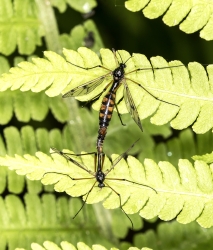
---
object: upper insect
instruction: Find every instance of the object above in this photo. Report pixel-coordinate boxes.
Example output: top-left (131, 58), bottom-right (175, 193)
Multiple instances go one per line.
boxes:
top-left (63, 49), bottom-right (181, 136)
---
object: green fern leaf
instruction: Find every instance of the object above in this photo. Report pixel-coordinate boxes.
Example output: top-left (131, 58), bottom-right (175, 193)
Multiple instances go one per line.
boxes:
top-left (139, 128), bottom-right (213, 167)
top-left (1, 48), bottom-right (213, 133)
top-left (2, 149), bottom-right (213, 228)
top-left (125, 0), bottom-right (213, 41)
top-left (17, 241), bottom-right (142, 250)
top-left (0, 90), bottom-right (69, 124)
top-left (0, 110), bottom-right (170, 193)
top-left (192, 151), bottom-right (213, 164)
top-left (0, 194), bottom-right (117, 250)
top-left (0, 54), bottom-right (69, 124)
top-left (134, 220), bottom-right (213, 249)
top-left (0, 0), bottom-right (44, 55)
top-left (60, 20), bottom-right (104, 53)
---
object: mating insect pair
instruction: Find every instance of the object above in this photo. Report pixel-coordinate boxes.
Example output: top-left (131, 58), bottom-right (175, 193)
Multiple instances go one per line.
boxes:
top-left (63, 48), bottom-right (181, 153)
top-left (48, 140), bottom-right (156, 229)
top-left (47, 49), bottom-right (181, 227)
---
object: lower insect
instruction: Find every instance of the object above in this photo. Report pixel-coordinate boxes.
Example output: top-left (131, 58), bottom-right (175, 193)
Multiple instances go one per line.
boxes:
top-left (46, 140), bottom-right (156, 229)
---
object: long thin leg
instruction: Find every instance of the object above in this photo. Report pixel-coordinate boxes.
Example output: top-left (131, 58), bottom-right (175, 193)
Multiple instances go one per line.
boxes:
top-left (125, 64), bottom-right (184, 75)
top-left (105, 177), bottom-right (157, 193)
top-left (67, 61), bottom-right (111, 72)
top-left (73, 181), bottom-right (97, 219)
top-left (50, 147), bottom-right (94, 174)
top-left (51, 151), bottom-right (96, 157)
top-left (42, 172), bottom-right (95, 181)
top-left (125, 77), bottom-right (179, 107)
top-left (105, 183), bottom-right (134, 229)
top-left (114, 102), bottom-right (126, 126)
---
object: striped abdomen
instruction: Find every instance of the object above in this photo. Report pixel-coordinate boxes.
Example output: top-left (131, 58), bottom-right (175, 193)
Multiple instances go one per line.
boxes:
top-left (97, 90), bottom-right (116, 153)
top-left (96, 79), bottom-right (123, 153)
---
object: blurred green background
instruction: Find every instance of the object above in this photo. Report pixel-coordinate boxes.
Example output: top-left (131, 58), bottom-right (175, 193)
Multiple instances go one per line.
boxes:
top-left (1, 1), bottom-right (213, 249)
top-left (58, 0), bottom-right (213, 64)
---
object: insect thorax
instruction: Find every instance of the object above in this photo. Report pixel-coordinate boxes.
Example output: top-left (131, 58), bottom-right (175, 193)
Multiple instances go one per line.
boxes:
top-left (96, 170), bottom-right (105, 186)
top-left (113, 63), bottom-right (126, 81)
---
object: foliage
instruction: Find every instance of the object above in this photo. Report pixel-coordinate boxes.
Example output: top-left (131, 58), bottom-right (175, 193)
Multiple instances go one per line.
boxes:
top-left (2, 149), bottom-right (213, 229)
top-left (125, 0), bottom-right (213, 41)
top-left (0, 194), bottom-right (118, 249)
top-left (1, 47), bottom-right (213, 133)
top-left (134, 220), bottom-right (213, 250)
top-left (0, 0), bottom-right (43, 55)
top-left (139, 128), bottom-right (213, 167)
top-left (0, 0), bottom-right (212, 250)
top-left (15, 241), bottom-right (146, 250)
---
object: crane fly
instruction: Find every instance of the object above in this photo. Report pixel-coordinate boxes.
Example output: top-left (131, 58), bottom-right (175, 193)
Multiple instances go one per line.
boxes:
top-left (45, 139), bottom-right (156, 229)
top-left (63, 49), bottom-right (181, 153)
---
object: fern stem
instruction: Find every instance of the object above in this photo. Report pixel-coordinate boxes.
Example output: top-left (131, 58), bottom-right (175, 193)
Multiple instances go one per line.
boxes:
top-left (64, 98), bottom-right (89, 152)
top-left (35, 0), bottom-right (62, 54)
top-left (92, 203), bottom-right (118, 244)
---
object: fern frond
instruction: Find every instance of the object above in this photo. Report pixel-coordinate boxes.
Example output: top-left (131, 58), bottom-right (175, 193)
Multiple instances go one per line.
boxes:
top-left (0, 56), bottom-right (69, 124)
top-left (0, 0), bottom-right (44, 55)
top-left (139, 128), bottom-right (213, 167)
top-left (1, 150), bottom-right (213, 228)
top-left (134, 220), bottom-right (213, 250)
top-left (125, 0), bottom-right (213, 41)
top-left (0, 126), bottom-right (57, 194)
top-left (1, 48), bottom-right (213, 133)
top-left (0, 90), bottom-right (69, 124)
top-left (0, 118), bottom-right (171, 194)
top-left (60, 20), bottom-right (104, 53)
top-left (17, 241), bottom-right (143, 250)
top-left (192, 151), bottom-right (213, 163)
top-left (0, 194), bottom-right (117, 250)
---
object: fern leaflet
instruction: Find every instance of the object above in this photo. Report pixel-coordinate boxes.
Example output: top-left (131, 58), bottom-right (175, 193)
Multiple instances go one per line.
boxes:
top-left (0, 0), bottom-right (44, 55)
top-left (125, 0), bottom-right (213, 41)
top-left (1, 48), bottom-right (213, 133)
top-left (1, 150), bottom-right (213, 228)
top-left (134, 220), bottom-right (213, 249)
top-left (18, 240), bottom-right (144, 250)
top-left (139, 128), bottom-right (213, 167)
top-left (0, 194), bottom-right (117, 250)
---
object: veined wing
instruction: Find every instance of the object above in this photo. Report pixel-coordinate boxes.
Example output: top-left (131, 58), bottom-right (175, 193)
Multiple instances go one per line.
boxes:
top-left (63, 72), bottom-right (111, 98)
top-left (50, 147), bottom-right (94, 175)
top-left (104, 139), bottom-right (139, 175)
top-left (123, 81), bottom-right (143, 131)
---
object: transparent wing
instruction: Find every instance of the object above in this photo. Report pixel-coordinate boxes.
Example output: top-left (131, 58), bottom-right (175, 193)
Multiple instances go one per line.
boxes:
top-left (63, 72), bottom-right (111, 98)
top-left (123, 81), bottom-right (143, 131)
top-left (50, 147), bottom-right (93, 175)
top-left (104, 139), bottom-right (139, 175)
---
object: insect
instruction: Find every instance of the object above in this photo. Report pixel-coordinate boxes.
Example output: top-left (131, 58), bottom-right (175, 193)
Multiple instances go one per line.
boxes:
top-left (63, 49), bottom-right (181, 153)
top-left (46, 140), bottom-right (156, 229)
